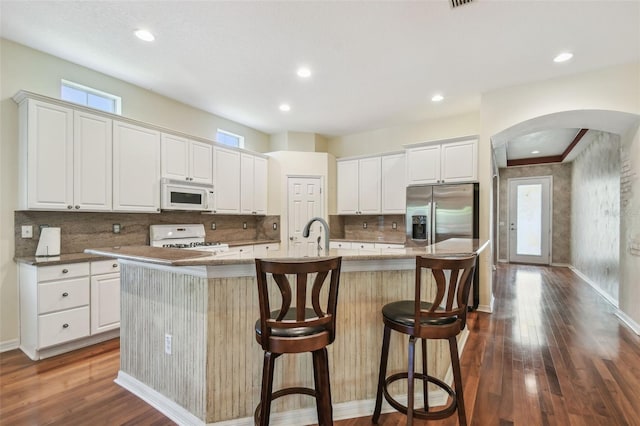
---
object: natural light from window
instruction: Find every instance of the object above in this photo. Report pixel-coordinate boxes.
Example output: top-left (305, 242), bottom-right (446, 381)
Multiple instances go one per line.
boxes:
top-left (60, 80), bottom-right (121, 115)
top-left (216, 129), bottom-right (244, 148)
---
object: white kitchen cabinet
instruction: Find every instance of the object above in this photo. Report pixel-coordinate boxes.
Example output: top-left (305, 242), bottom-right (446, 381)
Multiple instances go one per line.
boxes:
top-left (330, 241), bottom-right (353, 249)
top-left (17, 99), bottom-right (113, 211)
top-left (90, 260), bottom-right (121, 335)
top-left (161, 133), bottom-right (213, 185)
top-left (113, 121), bottom-right (161, 212)
top-left (240, 153), bottom-right (268, 215)
top-left (19, 260), bottom-right (121, 361)
top-left (381, 153), bottom-right (406, 214)
top-left (213, 146), bottom-right (241, 213)
top-left (337, 156), bottom-right (381, 215)
top-left (253, 242), bottom-right (280, 257)
top-left (406, 139), bottom-right (477, 185)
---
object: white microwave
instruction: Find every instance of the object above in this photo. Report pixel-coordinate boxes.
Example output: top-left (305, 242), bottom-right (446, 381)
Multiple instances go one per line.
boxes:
top-left (160, 178), bottom-right (214, 211)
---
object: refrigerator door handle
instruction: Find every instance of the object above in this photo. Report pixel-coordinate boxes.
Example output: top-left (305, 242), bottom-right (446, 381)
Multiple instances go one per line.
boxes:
top-left (431, 202), bottom-right (437, 245)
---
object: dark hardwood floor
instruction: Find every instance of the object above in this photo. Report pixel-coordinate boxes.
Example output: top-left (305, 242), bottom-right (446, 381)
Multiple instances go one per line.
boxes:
top-left (1, 264), bottom-right (639, 425)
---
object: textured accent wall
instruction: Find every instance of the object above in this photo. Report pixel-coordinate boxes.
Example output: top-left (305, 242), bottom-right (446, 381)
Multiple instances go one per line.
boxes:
top-left (498, 163), bottom-right (572, 264)
top-left (571, 131), bottom-right (620, 302)
top-left (331, 214), bottom-right (406, 243)
top-left (14, 211), bottom-right (280, 257)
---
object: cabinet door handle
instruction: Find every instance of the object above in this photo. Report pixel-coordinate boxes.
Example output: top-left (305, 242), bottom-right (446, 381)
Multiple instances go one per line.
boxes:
top-left (67, 205), bottom-right (73, 209)
top-left (62, 269), bottom-right (69, 274)
top-left (112, 263), bottom-right (118, 268)
top-left (62, 292), bottom-right (69, 297)
top-left (75, 205), bottom-right (80, 209)
top-left (62, 323), bottom-right (69, 329)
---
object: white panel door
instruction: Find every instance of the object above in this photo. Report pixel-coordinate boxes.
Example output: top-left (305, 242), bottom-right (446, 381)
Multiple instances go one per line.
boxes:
top-left (161, 133), bottom-right (189, 181)
top-left (90, 272), bottom-right (120, 334)
top-left (113, 121), bottom-right (161, 212)
top-left (26, 100), bottom-right (74, 210)
top-left (508, 176), bottom-right (552, 264)
top-left (189, 141), bottom-right (213, 185)
top-left (213, 146), bottom-right (240, 213)
top-left (381, 153), bottom-right (406, 214)
top-left (358, 156), bottom-right (381, 214)
top-left (406, 145), bottom-right (440, 185)
top-left (441, 139), bottom-right (477, 183)
top-left (74, 111), bottom-right (112, 211)
top-left (337, 160), bottom-right (359, 214)
top-left (288, 177), bottom-right (323, 257)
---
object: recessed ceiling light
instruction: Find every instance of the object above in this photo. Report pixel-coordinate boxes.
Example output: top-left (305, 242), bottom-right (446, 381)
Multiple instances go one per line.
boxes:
top-left (134, 29), bottom-right (155, 42)
top-left (431, 94), bottom-right (444, 102)
top-left (553, 52), bottom-right (573, 63)
top-left (531, 150), bottom-right (540, 154)
top-left (297, 67), bottom-right (312, 78)
top-left (279, 104), bottom-right (291, 112)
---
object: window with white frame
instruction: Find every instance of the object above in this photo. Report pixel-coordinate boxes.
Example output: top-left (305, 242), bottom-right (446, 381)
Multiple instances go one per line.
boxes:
top-left (216, 129), bottom-right (244, 148)
top-left (60, 80), bottom-right (122, 114)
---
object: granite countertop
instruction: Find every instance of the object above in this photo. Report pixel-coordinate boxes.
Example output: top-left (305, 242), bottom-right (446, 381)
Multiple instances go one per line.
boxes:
top-left (14, 252), bottom-right (111, 266)
top-left (85, 238), bottom-right (489, 267)
top-left (227, 239), bottom-right (280, 247)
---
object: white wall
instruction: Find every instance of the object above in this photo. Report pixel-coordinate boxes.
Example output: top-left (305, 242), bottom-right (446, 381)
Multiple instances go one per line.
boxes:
top-left (0, 39), bottom-right (269, 346)
top-left (571, 131), bottom-right (621, 303)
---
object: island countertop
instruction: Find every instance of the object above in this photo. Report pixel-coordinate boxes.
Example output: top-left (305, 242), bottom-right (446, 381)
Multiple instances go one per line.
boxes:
top-left (85, 238), bottom-right (488, 267)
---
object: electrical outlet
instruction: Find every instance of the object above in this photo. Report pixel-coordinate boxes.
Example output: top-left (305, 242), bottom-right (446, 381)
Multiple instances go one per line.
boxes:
top-left (21, 225), bottom-right (33, 238)
top-left (243, 222), bottom-right (247, 230)
top-left (363, 222), bottom-right (368, 229)
top-left (211, 223), bottom-right (216, 230)
top-left (272, 223), bottom-right (277, 230)
top-left (112, 224), bottom-right (121, 234)
top-left (392, 222), bottom-right (397, 230)
top-left (165, 334), bottom-right (172, 355)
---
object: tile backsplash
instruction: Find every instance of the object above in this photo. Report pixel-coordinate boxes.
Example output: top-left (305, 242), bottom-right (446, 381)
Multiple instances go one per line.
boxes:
top-left (14, 211), bottom-right (280, 257)
top-left (329, 214), bottom-right (406, 243)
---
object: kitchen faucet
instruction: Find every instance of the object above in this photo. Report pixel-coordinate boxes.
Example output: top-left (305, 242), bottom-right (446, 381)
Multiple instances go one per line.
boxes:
top-left (302, 217), bottom-right (330, 255)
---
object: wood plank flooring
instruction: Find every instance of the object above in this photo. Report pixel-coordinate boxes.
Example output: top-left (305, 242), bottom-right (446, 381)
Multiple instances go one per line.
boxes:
top-left (1, 264), bottom-right (639, 425)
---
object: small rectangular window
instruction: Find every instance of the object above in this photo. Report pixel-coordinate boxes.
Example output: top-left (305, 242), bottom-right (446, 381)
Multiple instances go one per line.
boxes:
top-left (60, 80), bottom-right (121, 114)
top-left (216, 129), bottom-right (244, 149)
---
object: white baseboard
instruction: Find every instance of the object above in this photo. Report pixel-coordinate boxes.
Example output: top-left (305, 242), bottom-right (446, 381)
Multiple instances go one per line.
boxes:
top-left (550, 263), bottom-right (571, 267)
top-left (568, 266), bottom-right (619, 308)
top-left (476, 295), bottom-right (494, 313)
top-left (0, 339), bottom-right (19, 353)
top-left (615, 310), bottom-right (640, 336)
top-left (497, 258), bottom-right (508, 263)
top-left (116, 362), bottom-right (453, 426)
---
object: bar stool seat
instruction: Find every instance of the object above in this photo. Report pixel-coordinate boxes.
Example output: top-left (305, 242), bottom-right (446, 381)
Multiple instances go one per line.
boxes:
top-left (254, 257), bottom-right (342, 426)
top-left (372, 254), bottom-right (477, 426)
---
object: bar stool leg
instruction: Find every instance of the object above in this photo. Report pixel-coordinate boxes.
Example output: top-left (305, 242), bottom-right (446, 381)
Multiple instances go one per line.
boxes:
top-left (448, 336), bottom-right (467, 426)
top-left (407, 335), bottom-right (416, 426)
top-left (312, 348), bottom-right (333, 426)
top-left (421, 338), bottom-right (428, 411)
top-left (372, 325), bottom-right (391, 423)
top-left (258, 351), bottom-right (276, 426)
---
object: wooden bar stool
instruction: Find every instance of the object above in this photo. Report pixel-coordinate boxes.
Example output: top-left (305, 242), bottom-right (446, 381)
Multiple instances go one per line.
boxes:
top-left (254, 256), bottom-right (342, 426)
top-left (372, 254), bottom-right (477, 426)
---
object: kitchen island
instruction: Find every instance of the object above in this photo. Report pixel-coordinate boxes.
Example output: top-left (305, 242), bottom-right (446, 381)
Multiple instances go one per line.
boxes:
top-left (86, 238), bottom-right (488, 425)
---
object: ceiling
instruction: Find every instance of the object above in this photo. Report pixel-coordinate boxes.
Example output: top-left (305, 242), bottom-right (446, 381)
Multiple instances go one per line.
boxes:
top-left (1, 1), bottom-right (639, 160)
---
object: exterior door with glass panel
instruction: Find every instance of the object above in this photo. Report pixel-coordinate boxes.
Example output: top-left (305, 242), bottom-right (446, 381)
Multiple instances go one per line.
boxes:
top-left (508, 176), bottom-right (552, 264)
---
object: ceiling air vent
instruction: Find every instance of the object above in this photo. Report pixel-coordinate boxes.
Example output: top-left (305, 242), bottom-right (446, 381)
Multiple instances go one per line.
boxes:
top-left (451, 0), bottom-right (473, 8)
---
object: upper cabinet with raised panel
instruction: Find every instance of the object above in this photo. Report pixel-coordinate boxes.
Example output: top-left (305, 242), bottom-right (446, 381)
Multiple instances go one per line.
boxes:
top-left (240, 153), bottom-right (267, 215)
top-left (381, 153), bottom-right (406, 214)
top-left (113, 121), bottom-right (161, 212)
top-left (161, 133), bottom-right (213, 185)
top-left (17, 97), bottom-right (112, 211)
top-left (212, 146), bottom-right (241, 214)
top-left (406, 138), bottom-right (477, 185)
top-left (337, 156), bottom-right (381, 215)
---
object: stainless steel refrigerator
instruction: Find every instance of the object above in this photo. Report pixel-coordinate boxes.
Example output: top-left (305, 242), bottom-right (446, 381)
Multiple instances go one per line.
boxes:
top-left (406, 182), bottom-right (479, 308)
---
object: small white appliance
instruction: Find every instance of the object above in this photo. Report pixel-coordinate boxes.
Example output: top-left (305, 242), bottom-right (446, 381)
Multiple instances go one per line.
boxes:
top-left (35, 227), bottom-right (61, 257)
top-left (160, 178), bottom-right (214, 212)
top-left (149, 224), bottom-right (229, 254)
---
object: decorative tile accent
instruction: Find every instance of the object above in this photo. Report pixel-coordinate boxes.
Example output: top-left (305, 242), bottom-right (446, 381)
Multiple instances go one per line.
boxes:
top-left (331, 214), bottom-right (406, 243)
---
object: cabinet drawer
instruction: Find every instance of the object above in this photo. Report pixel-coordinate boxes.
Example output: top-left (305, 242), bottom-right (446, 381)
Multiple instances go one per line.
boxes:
top-left (91, 259), bottom-right (120, 275)
top-left (330, 241), bottom-right (352, 249)
top-left (374, 243), bottom-right (405, 249)
top-left (354, 242), bottom-right (376, 250)
top-left (254, 243), bottom-right (280, 258)
top-left (38, 277), bottom-right (90, 314)
top-left (38, 306), bottom-right (90, 348)
top-left (38, 262), bottom-right (90, 282)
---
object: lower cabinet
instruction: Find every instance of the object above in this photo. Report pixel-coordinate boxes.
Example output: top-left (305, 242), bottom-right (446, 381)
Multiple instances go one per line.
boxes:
top-left (19, 259), bottom-right (120, 360)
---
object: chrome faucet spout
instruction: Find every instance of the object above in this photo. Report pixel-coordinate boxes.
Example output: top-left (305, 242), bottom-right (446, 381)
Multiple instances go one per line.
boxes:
top-left (302, 217), bottom-right (330, 254)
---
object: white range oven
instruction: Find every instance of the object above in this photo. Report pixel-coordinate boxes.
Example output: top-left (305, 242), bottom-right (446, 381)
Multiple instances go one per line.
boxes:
top-left (150, 224), bottom-right (229, 254)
